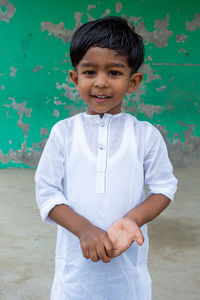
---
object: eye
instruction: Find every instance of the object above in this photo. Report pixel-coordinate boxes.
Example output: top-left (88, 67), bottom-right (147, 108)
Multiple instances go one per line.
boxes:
top-left (83, 70), bottom-right (96, 76)
top-left (109, 70), bottom-right (122, 76)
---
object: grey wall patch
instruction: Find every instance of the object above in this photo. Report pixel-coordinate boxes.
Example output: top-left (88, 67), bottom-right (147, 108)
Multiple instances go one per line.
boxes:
top-left (87, 4), bottom-right (96, 11)
top-left (41, 22), bottom-right (73, 44)
top-left (178, 48), bottom-right (188, 54)
top-left (33, 65), bottom-right (43, 73)
top-left (186, 14), bottom-right (200, 32)
top-left (40, 127), bottom-right (49, 138)
top-left (136, 15), bottom-right (173, 47)
top-left (87, 13), bottom-right (95, 22)
top-left (0, 0), bottom-right (16, 23)
top-left (41, 12), bottom-right (83, 44)
top-left (5, 98), bottom-right (32, 138)
top-left (0, 140), bottom-right (42, 167)
top-left (10, 66), bottom-right (17, 77)
top-left (139, 103), bottom-right (161, 118)
top-left (53, 109), bottom-right (60, 118)
top-left (56, 82), bottom-right (81, 101)
top-left (115, 2), bottom-right (123, 13)
top-left (156, 85), bottom-right (167, 92)
top-left (157, 123), bottom-right (200, 168)
top-left (176, 33), bottom-right (188, 43)
top-left (140, 64), bottom-right (161, 83)
top-left (102, 9), bottom-right (111, 17)
top-left (127, 15), bottom-right (142, 24)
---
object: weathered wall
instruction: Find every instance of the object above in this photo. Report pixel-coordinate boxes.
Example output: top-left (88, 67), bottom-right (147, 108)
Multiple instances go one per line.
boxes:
top-left (0, 0), bottom-right (200, 168)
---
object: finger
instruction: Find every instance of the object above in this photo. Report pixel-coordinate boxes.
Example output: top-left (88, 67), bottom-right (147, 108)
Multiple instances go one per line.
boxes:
top-left (96, 245), bottom-right (111, 263)
top-left (107, 228), bottom-right (118, 245)
top-left (90, 248), bottom-right (100, 262)
top-left (104, 234), bottom-right (114, 258)
top-left (84, 250), bottom-right (90, 259)
top-left (135, 229), bottom-right (144, 246)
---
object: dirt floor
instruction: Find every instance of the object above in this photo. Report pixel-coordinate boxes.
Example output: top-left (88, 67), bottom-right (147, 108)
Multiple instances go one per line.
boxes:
top-left (0, 163), bottom-right (200, 300)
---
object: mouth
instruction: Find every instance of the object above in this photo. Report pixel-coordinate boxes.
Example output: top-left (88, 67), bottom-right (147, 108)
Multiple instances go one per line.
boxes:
top-left (92, 94), bottom-right (111, 103)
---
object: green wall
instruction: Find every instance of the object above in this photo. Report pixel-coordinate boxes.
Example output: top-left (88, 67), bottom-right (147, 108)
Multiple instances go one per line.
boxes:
top-left (0, 0), bottom-right (200, 168)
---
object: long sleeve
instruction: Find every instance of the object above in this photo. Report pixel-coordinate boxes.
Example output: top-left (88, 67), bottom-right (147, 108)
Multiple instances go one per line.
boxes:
top-left (144, 126), bottom-right (178, 201)
top-left (35, 122), bottom-right (70, 224)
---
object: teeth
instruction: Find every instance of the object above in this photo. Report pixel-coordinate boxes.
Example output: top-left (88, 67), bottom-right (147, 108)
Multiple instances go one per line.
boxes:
top-left (95, 95), bottom-right (108, 99)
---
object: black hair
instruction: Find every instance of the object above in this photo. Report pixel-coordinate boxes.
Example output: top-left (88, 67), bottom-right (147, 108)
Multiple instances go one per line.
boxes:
top-left (70, 16), bottom-right (145, 73)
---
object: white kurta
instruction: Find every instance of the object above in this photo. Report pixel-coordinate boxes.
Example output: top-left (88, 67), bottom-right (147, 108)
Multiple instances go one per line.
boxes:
top-left (35, 112), bottom-right (177, 300)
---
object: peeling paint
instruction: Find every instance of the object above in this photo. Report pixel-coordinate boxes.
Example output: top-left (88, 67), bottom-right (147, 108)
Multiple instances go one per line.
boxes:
top-left (87, 13), bottom-right (95, 22)
top-left (41, 12), bottom-right (83, 44)
top-left (17, 120), bottom-right (30, 138)
top-left (102, 9), bottom-right (111, 18)
top-left (139, 103), bottom-right (161, 118)
top-left (157, 123), bottom-right (200, 168)
top-left (4, 98), bottom-right (32, 138)
top-left (140, 64), bottom-right (161, 82)
top-left (0, 140), bottom-right (43, 167)
top-left (178, 48), bottom-right (188, 54)
top-left (56, 82), bottom-right (81, 101)
top-left (41, 22), bottom-right (73, 44)
top-left (136, 15), bottom-right (173, 47)
top-left (54, 100), bottom-right (63, 105)
top-left (87, 4), bottom-right (96, 11)
top-left (0, 0), bottom-right (16, 23)
top-left (53, 109), bottom-right (60, 118)
top-left (115, 2), bottom-right (123, 13)
top-left (10, 66), bottom-right (17, 77)
top-left (127, 15), bottom-right (142, 24)
top-left (156, 85), bottom-right (167, 92)
top-left (176, 33), bottom-right (188, 43)
top-left (186, 14), bottom-right (200, 32)
top-left (40, 128), bottom-right (49, 138)
top-left (33, 65), bottom-right (43, 72)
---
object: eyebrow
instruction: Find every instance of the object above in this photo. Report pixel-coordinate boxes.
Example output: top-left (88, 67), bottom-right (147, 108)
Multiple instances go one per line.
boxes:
top-left (80, 62), bottom-right (126, 68)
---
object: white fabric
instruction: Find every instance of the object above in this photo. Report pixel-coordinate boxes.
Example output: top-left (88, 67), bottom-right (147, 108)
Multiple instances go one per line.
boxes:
top-left (35, 112), bottom-right (178, 300)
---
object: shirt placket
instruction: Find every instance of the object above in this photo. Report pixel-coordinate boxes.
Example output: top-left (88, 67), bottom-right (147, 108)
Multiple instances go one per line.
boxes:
top-left (95, 116), bottom-right (111, 193)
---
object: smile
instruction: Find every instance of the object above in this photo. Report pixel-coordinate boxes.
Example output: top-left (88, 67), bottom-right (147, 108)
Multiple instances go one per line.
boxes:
top-left (92, 94), bottom-right (111, 103)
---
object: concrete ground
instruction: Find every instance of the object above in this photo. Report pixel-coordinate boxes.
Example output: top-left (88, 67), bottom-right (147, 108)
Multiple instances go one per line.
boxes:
top-left (0, 163), bottom-right (199, 300)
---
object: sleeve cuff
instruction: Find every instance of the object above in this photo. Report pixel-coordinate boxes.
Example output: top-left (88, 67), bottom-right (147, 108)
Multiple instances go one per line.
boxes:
top-left (147, 189), bottom-right (176, 201)
top-left (40, 197), bottom-right (71, 224)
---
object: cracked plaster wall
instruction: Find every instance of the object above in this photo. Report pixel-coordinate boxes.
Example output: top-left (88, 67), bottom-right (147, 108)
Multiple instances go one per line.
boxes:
top-left (0, 0), bottom-right (200, 168)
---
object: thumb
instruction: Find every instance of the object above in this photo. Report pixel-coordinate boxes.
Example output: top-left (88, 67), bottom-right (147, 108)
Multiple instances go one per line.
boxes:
top-left (107, 228), bottom-right (118, 244)
top-left (135, 229), bottom-right (144, 246)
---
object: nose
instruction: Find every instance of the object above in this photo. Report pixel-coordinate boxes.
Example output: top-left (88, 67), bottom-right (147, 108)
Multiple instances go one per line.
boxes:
top-left (93, 73), bottom-right (108, 88)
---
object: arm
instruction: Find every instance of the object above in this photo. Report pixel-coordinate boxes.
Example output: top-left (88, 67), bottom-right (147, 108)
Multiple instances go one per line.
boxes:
top-left (49, 204), bottom-right (114, 263)
top-left (35, 124), bottom-right (113, 263)
top-left (108, 126), bottom-right (177, 257)
top-left (125, 193), bottom-right (170, 227)
top-left (107, 194), bottom-right (170, 257)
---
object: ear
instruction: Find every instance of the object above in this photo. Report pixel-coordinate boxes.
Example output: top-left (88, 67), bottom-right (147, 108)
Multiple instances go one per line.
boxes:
top-left (127, 72), bottom-right (143, 94)
top-left (69, 69), bottom-right (79, 90)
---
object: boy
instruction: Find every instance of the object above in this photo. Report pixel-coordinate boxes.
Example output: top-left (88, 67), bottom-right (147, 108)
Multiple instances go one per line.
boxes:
top-left (35, 16), bottom-right (177, 299)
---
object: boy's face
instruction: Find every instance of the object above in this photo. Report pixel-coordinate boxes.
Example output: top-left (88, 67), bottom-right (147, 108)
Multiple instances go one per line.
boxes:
top-left (69, 47), bottom-right (143, 116)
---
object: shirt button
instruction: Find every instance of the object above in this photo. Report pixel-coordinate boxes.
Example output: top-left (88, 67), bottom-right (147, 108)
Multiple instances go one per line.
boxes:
top-left (99, 122), bottom-right (105, 127)
top-left (98, 143), bottom-right (105, 150)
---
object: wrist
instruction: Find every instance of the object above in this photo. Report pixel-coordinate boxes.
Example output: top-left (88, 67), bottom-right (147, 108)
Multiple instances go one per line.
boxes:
top-left (76, 220), bottom-right (94, 239)
top-left (124, 211), bottom-right (142, 227)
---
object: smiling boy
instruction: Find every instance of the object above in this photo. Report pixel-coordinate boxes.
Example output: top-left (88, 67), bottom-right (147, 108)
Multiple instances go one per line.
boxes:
top-left (35, 16), bottom-right (177, 299)
top-left (69, 47), bottom-right (143, 117)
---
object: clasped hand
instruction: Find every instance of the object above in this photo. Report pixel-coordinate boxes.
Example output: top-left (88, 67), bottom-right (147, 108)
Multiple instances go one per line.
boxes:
top-left (79, 217), bottom-right (144, 263)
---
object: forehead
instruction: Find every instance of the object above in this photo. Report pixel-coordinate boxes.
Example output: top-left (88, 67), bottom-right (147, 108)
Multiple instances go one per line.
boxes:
top-left (78, 47), bottom-right (130, 69)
